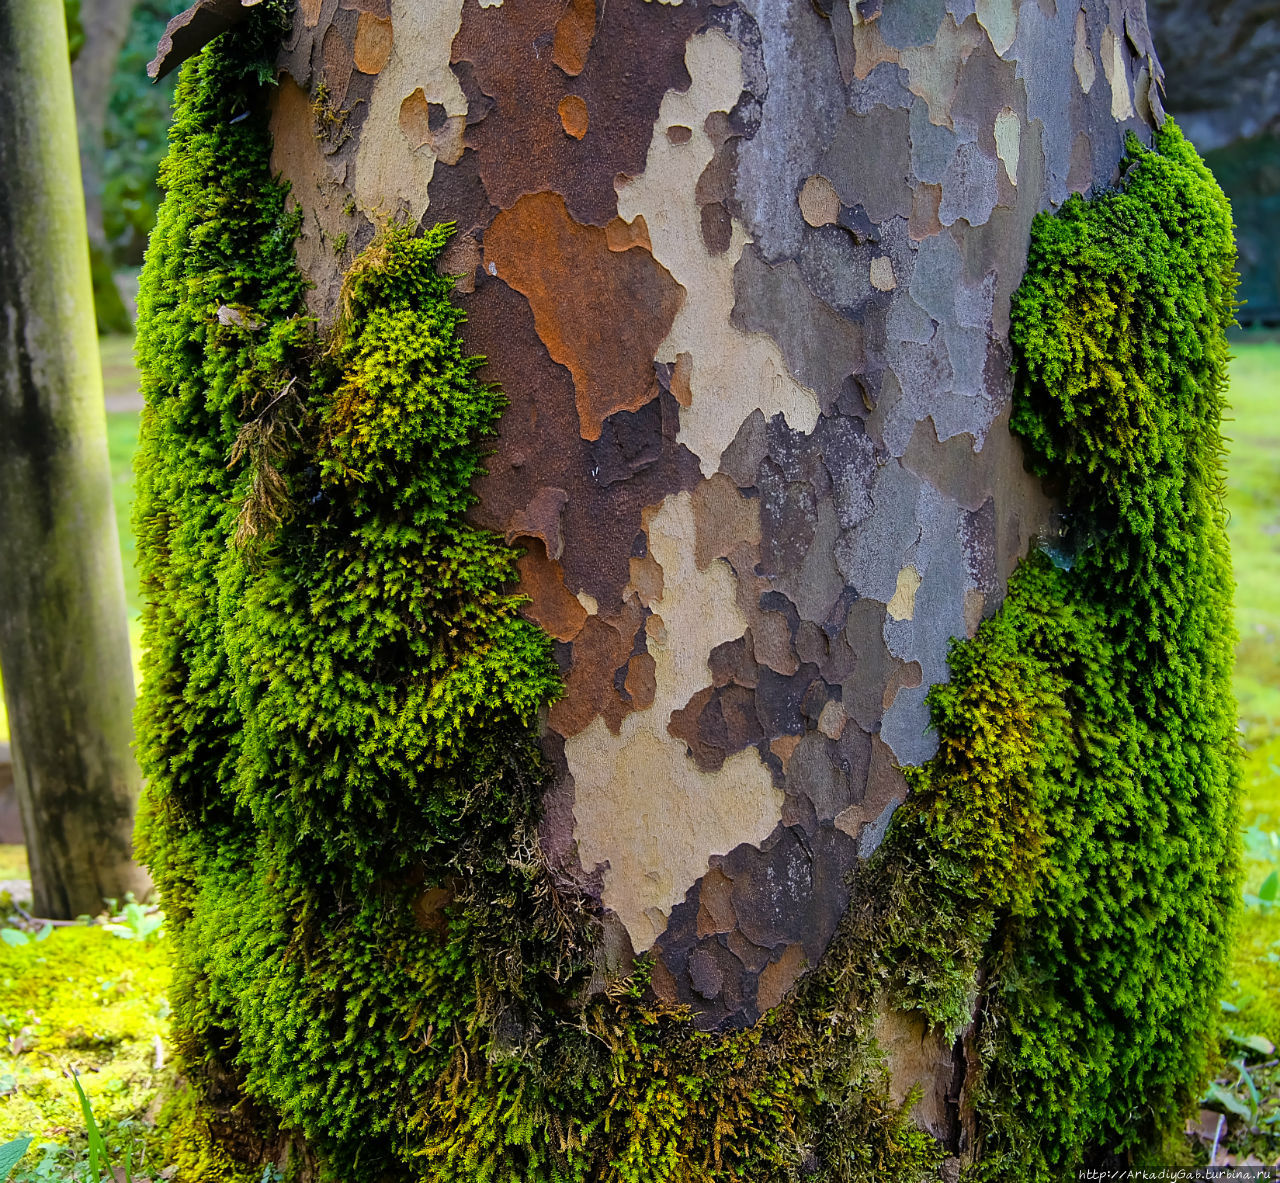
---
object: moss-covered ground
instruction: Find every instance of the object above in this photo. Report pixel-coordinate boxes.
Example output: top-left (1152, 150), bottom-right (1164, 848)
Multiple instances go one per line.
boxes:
top-left (0, 923), bottom-right (173, 1179)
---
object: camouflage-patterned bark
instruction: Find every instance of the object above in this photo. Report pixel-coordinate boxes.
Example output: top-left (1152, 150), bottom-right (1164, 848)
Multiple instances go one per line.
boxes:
top-left (258, 0), bottom-right (1164, 1036)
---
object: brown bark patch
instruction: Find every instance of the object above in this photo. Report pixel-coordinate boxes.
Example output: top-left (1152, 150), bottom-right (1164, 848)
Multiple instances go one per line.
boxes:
top-left (624, 554), bottom-right (661, 610)
top-left (438, 229), bottom-right (482, 294)
top-left (756, 943), bottom-right (807, 1012)
top-left (320, 23), bottom-right (354, 106)
top-left (552, 0), bottom-right (596, 76)
top-left (515, 538), bottom-right (587, 643)
top-left (353, 12), bottom-right (392, 74)
top-left (484, 191), bottom-right (683, 440)
top-left (558, 94), bottom-right (590, 139)
top-left (691, 472), bottom-right (760, 570)
top-left (507, 485), bottom-right (570, 560)
top-left (623, 652), bottom-right (657, 709)
top-left (548, 600), bottom-right (645, 737)
top-left (669, 351), bottom-right (693, 407)
top-left (909, 181), bottom-right (944, 240)
top-left (696, 867), bottom-right (736, 937)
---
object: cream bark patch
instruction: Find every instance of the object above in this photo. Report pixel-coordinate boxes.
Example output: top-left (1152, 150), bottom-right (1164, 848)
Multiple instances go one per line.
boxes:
top-left (887, 565), bottom-right (922, 621)
top-left (568, 491), bottom-right (782, 952)
top-left (1102, 27), bottom-right (1134, 121)
top-left (1074, 8), bottom-right (1096, 93)
top-left (615, 29), bottom-right (820, 478)
top-left (870, 255), bottom-right (896, 290)
top-left (994, 107), bottom-right (1020, 183)
top-left (351, 0), bottom-right (467, 220)
top-left (975, 0), bottom-right (1017, 57)
top-left (900, 14), bottom-right (983, 130)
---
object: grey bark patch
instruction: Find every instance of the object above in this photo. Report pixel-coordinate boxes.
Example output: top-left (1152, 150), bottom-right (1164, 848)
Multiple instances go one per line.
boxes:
top-left (939, 140), bottom-right (1000, 226)
top-left (822, 107), bottom-right (913, 223)
top-left (835, 459), bottom-right (922, 602)
top-left (732, 247), bottom-right (864, 410)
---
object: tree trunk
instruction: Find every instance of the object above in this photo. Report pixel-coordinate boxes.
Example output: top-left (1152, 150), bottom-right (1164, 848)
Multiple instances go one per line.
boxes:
top-left (0, 0), bottom-right (149, 919)
top-left (72, 0), bottom-right (136, 334)
top-left (272, 0), bottom-right (1162, 1025)
top-left (136, 0), bottom-right (1238, 1177)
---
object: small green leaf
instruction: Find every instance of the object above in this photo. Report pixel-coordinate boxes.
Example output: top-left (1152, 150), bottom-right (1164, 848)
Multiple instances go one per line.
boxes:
top-left (1226, 1030), bottom-right (1276, 1057)
top-left (0, 1135), bottom-right (30, 1181)
top-left (0, 931), bottom-right (28, 948)
top-left (1204, 1080), bottom-right (1253, 1121)
top-left (1260, 870), bottom-right (1278, 903)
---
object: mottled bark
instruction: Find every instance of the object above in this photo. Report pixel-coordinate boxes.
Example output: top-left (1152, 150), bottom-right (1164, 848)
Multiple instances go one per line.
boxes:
top-left (0, 0), bottom-right (150, 919)
top-left (264, 0), bottom-right (1159, 1114)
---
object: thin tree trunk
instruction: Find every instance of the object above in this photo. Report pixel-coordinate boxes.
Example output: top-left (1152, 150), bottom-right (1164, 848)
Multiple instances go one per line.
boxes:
top-left (0, 0), bottom-right (150, 919)
top-left (72, 0), bottom-right (136, 334)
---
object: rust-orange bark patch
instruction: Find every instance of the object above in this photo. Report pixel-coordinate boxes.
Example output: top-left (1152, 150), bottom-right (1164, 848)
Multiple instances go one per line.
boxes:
top-left (484, 191), bottom-right (683, 440)
top-left (353, 12), bottom-right (392, 74)
top-left (515, 539), bottom-right (587, 643)
top-left (558, 94), bottom-right (590, 139)
top-left (552, 0), bottom-right (596, 76)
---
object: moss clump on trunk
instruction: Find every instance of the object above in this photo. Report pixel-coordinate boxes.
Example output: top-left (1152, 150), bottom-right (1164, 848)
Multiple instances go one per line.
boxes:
top-left (134, 12), bottom-right (1239, 1180)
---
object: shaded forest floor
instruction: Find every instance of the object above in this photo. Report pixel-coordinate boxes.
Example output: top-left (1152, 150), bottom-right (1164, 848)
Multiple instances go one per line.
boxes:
top-left (0, 336), bottom-right (1277, 1174)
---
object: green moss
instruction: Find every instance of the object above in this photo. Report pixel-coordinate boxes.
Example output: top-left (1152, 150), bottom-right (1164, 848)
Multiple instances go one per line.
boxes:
top-left (914, 122), bottom-right (1238, 1175)
top-left (0, 926), bottom-right (169, 1169)
top-left (133, 13), bottom-right (1239, 1180)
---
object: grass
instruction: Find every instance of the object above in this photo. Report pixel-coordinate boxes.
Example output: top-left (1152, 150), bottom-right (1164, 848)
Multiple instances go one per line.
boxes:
top-left (0, 924), bottom-right (172, 1178)
top-left (1221, 337), bottom-right (1280, 1045)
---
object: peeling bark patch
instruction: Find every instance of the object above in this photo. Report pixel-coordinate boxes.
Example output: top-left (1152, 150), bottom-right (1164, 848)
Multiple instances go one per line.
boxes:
top-left (484, 191), bottom-right (682, 440)
top-left (1102, 27), bottom-right (1134, 120)
top-left (558, 94), bottom-right (589, 139)
top-left (353, 12), bottom-right (392, 74)
top-left (568, 492), bottom-right (783, 953)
